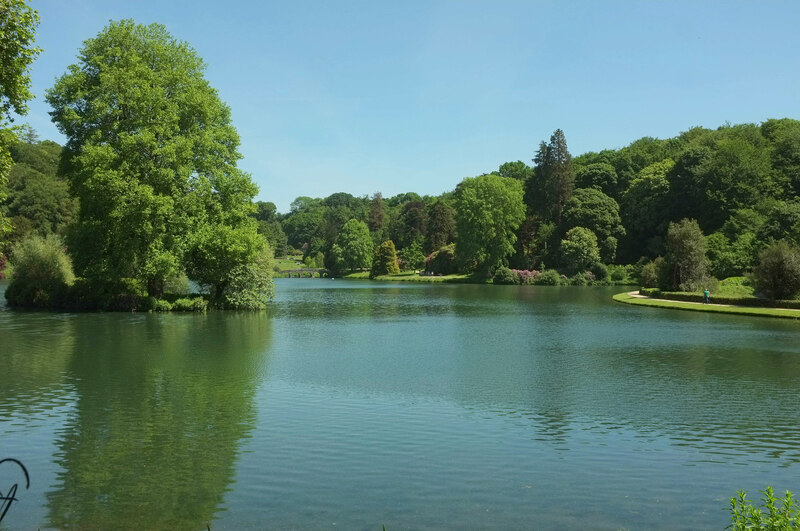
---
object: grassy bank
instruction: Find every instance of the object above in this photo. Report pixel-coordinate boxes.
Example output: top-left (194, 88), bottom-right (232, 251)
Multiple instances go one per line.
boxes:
top-left (613, 291), bottom-right (800, 320)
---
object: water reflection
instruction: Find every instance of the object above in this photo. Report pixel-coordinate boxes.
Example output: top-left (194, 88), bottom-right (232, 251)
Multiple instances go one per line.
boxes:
top-left (0, 313), bottom-right (75, 418)
top-left (45, 313), bottom-right (272, 530)
top-left (271, 280), bottom-right (800, 465)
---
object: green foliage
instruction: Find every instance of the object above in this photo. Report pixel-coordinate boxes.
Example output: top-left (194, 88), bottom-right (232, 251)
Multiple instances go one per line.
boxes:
top-left (575, 162), bottom-right (618, 198)
top-left (171, 297), bottom-right (208, 312)
top-left (663, 218), bottom-right (709, 291)
top-left (5, 234), bottom-right (74, 307)
top-left (561, 187), bottom-right (625, 262)
top-left (425, 243), bottom-right (457, 275)
top-left (560, 227), bottom-right (601, 274)
top-left (371, 240), bottom-right (400, 278)
top-left (590, 262), bottom-right (609, 281)
top-left (0, 0), bottom-right (40, 120)
top-left (163, 272), bottom-right (190, 295)
top-left (333, 218), bottom-right (373, 272)
top-left (3, 138), bottom-right (76, 248)
top-left (752, 240), bottom-right (800, 301)
top-left (729, 486), bottom-right (800, 530)
top-left (639, 257), bottom-right (665, 288)
top-left (454, 174), bottom-right (525, 274)
top-left (214, 244), bottom-right (275, 310)
top-left (620, 159), bottom-right (673, 260)
top-left (185, 221), bottom-right (266, 304)
top-left (0, 0), bottom-right (42, 247)
top-left (392, 200), bottom-right (426, 249)
top-left (706, 231), bottom-right (757, 279)
top-left (528, 129), bottom-right (575, 224)
top-left (397, 237), bottom-right (425, 270)
top-left (303, 251), bottom-right (325, 269)
top-left (153, 298), bottom-right (173, 312)
top-left (532, 269), bottom-right (562, 286)
top-left (497, 160), bottom-right (533, 182)
top-left (47, 20), bottom-right (262, 302)
top-left (425, 199), bottom-right (455, 253)
top-left (492, 266), bottom-right (517, 285)
top-left (608, 263), bottom-right (635, 283)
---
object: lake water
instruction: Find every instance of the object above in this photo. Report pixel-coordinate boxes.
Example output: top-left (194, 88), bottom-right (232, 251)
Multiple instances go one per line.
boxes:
top-left (1, 278), bottom-right (799, 530)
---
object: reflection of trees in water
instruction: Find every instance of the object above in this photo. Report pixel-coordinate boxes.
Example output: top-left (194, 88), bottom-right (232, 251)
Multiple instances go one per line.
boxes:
top-left (46, 313), bottom-right (272, 531)
top-left (0, 313), bottom-right (75, 415)
top-left (470, 341), bottom-right (800, 466)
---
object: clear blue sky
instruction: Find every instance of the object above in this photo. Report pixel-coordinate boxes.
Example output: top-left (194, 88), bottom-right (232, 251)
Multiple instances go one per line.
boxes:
top-left (21, 0), bottom-right (800, 212)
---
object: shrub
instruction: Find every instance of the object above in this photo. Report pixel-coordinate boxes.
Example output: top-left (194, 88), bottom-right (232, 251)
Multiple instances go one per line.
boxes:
top-left (639, 257), bottom-right (665, 288)
top-left (425, 244), bottom-right (458, 275)
top-left (533, 269), bottom-right (562, 286)
top-left (303, 251), bottom-right (325, 269)
top-left (608, 264), bottom-right (631, 283)
top-left (5, 235), bottom-right (75, 308)
top-left (172, 297), bottom-right (208, 312)
top-left (153, 298), bottom-right (173, 312)
top-left (729, 486), bottom-right (799, 530)
top-left (591, 262), bottom-right (609, 281)
top-left (514, 269), bottom-right (537, 285)
top-left (570, 272), bottom-right (588, 286)
top-left (752, 240), bottom-right (800, 301)
top-left (492, 266), bottom-right (517, 285)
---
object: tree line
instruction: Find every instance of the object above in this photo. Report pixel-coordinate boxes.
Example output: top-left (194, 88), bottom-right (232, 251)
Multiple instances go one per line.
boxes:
top-left (250, 119), bottom-right (799, 296)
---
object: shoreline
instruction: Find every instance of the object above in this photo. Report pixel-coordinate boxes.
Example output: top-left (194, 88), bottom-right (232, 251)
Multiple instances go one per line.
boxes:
top-left (613, 291), bottom-right (800, 320)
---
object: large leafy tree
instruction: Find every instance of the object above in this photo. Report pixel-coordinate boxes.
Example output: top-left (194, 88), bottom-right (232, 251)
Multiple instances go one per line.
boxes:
top-left (574, 162), bottom-right (618, 199)
top-left (47, 20), bottom-right (268, 302)
top-left (425, 199), bottom-right (455, 253)
top-left (454, 174), bottom-right (525, 274)
top-left (620, 159), bottom-right (673, 259)
top-left (497, 160), bottom-right (533, 182)
top-left (332, 218), bottom-right (372, 272)
top-left (663, 218), bottom-right (708, 291)
top-left (0, 0), bottom-right (41, 243)
top-left (752, 240), bottom-right (800, 301)
top-left (560, 227), bottom-right (601, 274)
top-left (561, 187), bottom-right (625, 263)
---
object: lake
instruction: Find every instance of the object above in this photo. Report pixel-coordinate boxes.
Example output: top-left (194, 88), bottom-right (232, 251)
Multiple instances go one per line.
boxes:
top-left (1, 278), bottom-right (799, 530)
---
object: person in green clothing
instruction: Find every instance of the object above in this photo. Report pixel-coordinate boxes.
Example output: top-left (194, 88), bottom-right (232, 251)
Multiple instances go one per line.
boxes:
top-left (703, 288), bottom-right (710, 304)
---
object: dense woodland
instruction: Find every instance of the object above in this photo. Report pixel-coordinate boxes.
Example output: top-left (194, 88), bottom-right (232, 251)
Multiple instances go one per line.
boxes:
top-left (3, 117), bottom-right (800, 299)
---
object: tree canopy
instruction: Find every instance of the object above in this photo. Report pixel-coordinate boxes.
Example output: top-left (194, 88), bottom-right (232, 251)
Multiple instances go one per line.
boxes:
top-left (46, 20), bottom-right (270, 305)
top-left (455, 174), bottom-right (525, 274)
top-left (0, 0), bottom-right (41, 243)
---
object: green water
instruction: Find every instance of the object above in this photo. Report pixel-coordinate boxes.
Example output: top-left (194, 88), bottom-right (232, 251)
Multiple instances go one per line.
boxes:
top-left (1, 279), bottom-right (799, 530)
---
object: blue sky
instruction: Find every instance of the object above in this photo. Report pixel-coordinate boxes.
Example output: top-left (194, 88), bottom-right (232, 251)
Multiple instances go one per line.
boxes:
top-left (21, 0), bottom-right (800, 212)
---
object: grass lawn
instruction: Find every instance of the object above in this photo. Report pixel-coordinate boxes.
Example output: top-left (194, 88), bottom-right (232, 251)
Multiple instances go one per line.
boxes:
top-left (613, 291), bottom-right (800, 320)
top-left (274, 257), bottom-right (305, 271)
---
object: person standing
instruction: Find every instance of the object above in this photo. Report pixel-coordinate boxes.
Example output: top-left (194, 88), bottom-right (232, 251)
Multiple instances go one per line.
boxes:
top-left (703, 288), bottom-right (710, 304)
